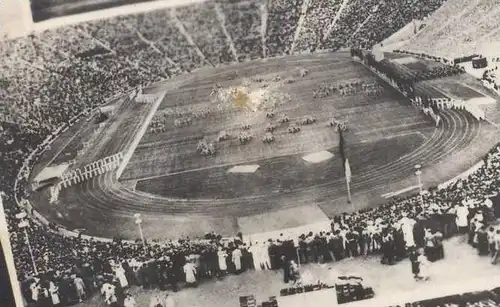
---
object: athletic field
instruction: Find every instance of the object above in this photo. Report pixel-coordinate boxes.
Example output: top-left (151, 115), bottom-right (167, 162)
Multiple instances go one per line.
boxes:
top-left (28, 52), bottom-right (500, 240)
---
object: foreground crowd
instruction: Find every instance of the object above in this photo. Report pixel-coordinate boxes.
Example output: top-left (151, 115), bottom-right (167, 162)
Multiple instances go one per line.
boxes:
top-left (4, 139), bottom-right (499, 307)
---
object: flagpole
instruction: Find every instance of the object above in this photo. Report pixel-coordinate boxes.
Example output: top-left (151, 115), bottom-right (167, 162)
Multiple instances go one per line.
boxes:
top-left (338, 126), bottom-right (354, 212)
top-left (346, 176), bottom-right (354, 211)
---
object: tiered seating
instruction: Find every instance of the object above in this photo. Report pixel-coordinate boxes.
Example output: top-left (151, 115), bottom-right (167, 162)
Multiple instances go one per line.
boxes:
top-left (407, 0), bottom-right (472, 51)
top-left (407, 0), bottom-right (500, 58)
top-left (265, 0), bottom-right (304, 57)
top-left (293, 0), bottom-right (343, 52)
top-left (175, 2), bottom-right (236, 65)
top-left (321, 0), bottom-right (379, 50)
top-left (220, 1), bottom-right (264, 61)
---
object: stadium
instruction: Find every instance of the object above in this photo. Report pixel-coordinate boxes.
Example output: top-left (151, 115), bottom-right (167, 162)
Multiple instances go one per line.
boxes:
top-left (2, 0), bottom-right (500, 306)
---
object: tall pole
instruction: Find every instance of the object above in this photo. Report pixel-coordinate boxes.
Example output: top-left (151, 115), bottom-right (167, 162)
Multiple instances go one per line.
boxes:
top-left (415, 164), bottom-right (423, 206)
top-left (346, 177), bottom-right (354, 211)
top-left (134, 213), bottom-right (146, 250)
top-left (16, 212), bottom-right (38, 276)
top-left (23, 228), bottom-right (38, 275)
top-left (138, 222), bottom-right (146, 249)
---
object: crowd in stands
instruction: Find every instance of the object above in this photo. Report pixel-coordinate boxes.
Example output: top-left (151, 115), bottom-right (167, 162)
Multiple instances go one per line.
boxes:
top-left (3, 0), bottom-right (500, 306)
top-left (1, 0), bottom-right (453, 125)
top-left (404, 0), bottom-right (500, 60)
top-left (482, 66), bottom-right (500, 94)
top-left (408, 65), bottom-right (465, 82)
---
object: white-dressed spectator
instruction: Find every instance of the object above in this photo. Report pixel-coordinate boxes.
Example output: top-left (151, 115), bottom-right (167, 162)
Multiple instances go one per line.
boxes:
top-left (232, 247), bottom-right (242, 273)
top-left (260, 241), bottom-right (272, 270)
top-left (473, 210), bottom-right (484, 223)
top-left (416, 249), bottom-right (431, 280)
top-left (163, 292), bottom-right (175, 307)
top-left (484, 198), bottom-right (493, 209)
top-left (248, 242), bottom-right (261, 271)
top-left (124, 293), bottom-right (137, 307)
top-left (49, 281), bottom-right (60, 306)
top-left (183, 260), bottom-right (197, 286)
top-left (101, 282), bottom-right (117, 306)
top-left (399, 212), bottom-right (416, 248)
top-left (114, 262), bottom-right (128, 288)
top-left (30, 279), bottom-right (40, 303)
top-left (455, 203), bottom-right (469, 233)
top-left (73, 275), bottom-right (86, 302)
top-left (217, 247), bottom-right (227, 274)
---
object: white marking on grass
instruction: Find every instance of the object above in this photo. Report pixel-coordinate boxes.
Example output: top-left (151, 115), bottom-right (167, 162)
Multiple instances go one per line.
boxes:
top-left (228, 165), bottom-right (260, 173)
top-left (302, 151), bottom-right (334, 163)
top-left (134, 147), bottom-right (324, 182)
top-left (214, 3), bottom-right (239, 63)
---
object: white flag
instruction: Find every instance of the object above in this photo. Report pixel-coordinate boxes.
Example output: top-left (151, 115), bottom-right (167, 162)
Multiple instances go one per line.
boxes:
top-left (345, 158), bottom-right (352, 183)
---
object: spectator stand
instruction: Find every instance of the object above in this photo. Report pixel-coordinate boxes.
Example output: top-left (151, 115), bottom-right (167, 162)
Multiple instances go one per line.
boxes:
top-left (12, 88), bottom-right (136, 229)
top-left (353, 49), bottom-right (488, 122)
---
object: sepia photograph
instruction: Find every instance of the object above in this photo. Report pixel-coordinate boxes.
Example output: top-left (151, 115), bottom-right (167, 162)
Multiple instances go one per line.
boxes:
top-left (1, 0), bottom-right (500, 306)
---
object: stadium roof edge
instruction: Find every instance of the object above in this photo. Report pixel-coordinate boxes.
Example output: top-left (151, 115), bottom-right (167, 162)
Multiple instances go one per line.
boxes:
top-left (32, 0), bottom-right (207, 33)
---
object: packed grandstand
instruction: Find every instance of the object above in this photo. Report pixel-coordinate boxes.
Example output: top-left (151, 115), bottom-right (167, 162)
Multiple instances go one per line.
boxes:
top-left (2, 0), bottom-right (500, 306)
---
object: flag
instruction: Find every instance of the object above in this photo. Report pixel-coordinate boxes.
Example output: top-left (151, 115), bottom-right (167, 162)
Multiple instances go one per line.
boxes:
top-left (345, 158), bottom-right (352, 183)
top-left (338, 127), bottom-right (352, 182)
